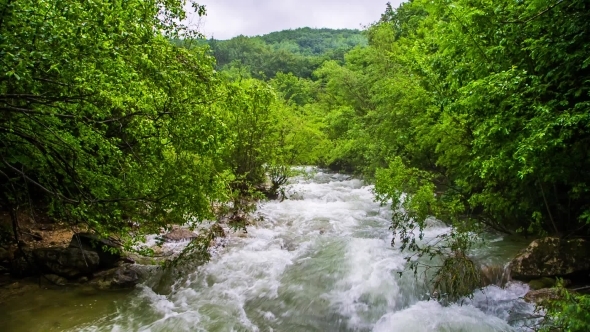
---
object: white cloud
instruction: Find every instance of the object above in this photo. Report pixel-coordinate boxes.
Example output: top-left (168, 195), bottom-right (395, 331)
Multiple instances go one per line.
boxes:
top-left (185, 0), bottom-right (404, 39)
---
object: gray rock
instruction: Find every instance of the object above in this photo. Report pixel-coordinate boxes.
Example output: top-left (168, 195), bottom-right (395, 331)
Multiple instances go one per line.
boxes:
top-left (91, 264), bottom-right (148, 289)
top-left (162, 228), bottom-right (197, 242)
top-left (44, 274), bottom-right (67, 286)
top-left (33, 247), bottom-right (100, 278)
top-left (112, 266), bottom-right (140, 288)
top-left (528, 277), bottom-right (557, 290)
top-left (0, 247), bottom-right (11, 262)
top-left (10, 249), bottom-right (37, 277)
top-left (509, 237), bottom-right (590, 280)
top-left (524, 288), bottom-right (561, 304)
top-left (69, 233), bottom-right (121, 268)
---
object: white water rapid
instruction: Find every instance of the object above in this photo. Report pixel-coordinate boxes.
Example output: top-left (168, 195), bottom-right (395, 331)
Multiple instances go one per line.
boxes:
top-left (73, 169), bottom-right (536, 331)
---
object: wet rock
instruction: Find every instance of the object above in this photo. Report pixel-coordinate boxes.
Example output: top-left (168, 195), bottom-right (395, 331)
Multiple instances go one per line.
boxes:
top-left (529, 277), bottom-right (572, 290)
top-left (69, 233), bottom-right (121, 269)
top-left (0, 247), bottom-right (11, 262)
top-left (211, 224), bottom-right (226, 238)
top-left (162, 227), bottom-right (198, 242)
top-left (10, 249), bottom-right (37, 277)
top-left (112, 266), bottom-right (140, 288)
top-left (7, 281), bottom-right (20, 289)
top-left (33, 247), bottom-right (100, 278)
top-left (528, 277), bottom-right (557, 290)
top-left (120, 256), bottom-right (136, 264)
top-left (126, 253), bottom-right (159, 266)
top-left (480, 264), bottom-right (509, 287)
top-left (524, 288), bottom-right (561, 304)
top-left (44, 274), bottom-right (67, 286)
top-left (90, 264), bottom-right (148, 289)
top-left (509, 237), bottom-right (590, 280)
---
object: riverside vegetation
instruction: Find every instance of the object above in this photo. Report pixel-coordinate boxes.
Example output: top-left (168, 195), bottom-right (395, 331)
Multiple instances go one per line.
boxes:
top-left (1, 0), bottom-right (589, 330)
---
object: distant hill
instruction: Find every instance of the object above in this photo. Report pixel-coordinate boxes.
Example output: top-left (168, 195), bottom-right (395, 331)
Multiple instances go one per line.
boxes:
top-left (255, 28), bottom-right (367, 56)
top-left (206, 28), bottom-right (367, 79)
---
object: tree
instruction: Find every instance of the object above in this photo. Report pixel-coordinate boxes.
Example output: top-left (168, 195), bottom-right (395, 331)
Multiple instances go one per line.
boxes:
top-left (0, 0), bottom-right (230, 246)
top-left (290, 0), bottom-right (590, 302)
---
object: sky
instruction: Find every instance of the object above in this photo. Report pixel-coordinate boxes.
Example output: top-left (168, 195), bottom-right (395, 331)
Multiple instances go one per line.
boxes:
top-left (186, 0), bottom-right (404, 40)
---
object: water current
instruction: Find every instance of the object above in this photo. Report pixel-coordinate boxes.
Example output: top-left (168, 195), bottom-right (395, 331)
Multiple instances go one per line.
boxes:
top-left (1, 169), bottom-right (537, 331)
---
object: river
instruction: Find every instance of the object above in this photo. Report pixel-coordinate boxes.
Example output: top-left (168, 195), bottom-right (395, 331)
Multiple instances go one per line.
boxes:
top-left (1, 169), bottom-right (537, 331)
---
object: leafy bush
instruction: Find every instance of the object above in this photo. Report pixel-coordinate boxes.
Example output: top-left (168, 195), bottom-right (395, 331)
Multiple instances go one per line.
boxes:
top-left (542, 288), bottom-right (590, 332)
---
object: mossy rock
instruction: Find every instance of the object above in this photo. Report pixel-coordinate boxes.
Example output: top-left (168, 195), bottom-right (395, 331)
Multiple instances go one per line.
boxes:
top-left (524, 288), bottom-right (561, 304)
top-left (528, 277), bottom-right (556, 290)
top-left (509, 237), bottom-right (590, 280)
top-left (69, 233), bottom-right (121, 269)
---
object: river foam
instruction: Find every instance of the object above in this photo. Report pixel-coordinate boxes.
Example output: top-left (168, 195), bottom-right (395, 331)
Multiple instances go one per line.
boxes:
top-left (79, 169), bottom-right (536, 331)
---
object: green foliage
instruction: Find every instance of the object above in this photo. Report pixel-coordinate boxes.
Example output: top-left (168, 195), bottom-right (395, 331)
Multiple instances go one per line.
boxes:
top-left (430, 253), bottom-right (482, 303)
top-left (0, 0), bottom-right (232, 246)
top-left (206, 28), bottom-right (367, 79)
top-left (268, 0), bottom-right (590, 314)
top-left (542, 287), bottom-right (590, 332)
top-left (0, 1), bottom-right (310, 250)
top-left (307, 0), bottom-right (590, 240)
top-left (220, 79), bottom-right (281, 187)
top-left (259, 28), bottom-right (367, 56)
top-left (4, 3), bottom-right (588, 328)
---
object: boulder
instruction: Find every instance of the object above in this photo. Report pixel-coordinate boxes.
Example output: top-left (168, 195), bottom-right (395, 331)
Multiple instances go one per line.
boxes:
top-left (90, 264), bottom-right (148, 289)
top-left (33, 247), bottom-right (100, 278)
top-left (0, 247), bottom-right (11, 263)
top-left (509, 237), bottom-right (590, 280)
top-left (162, 227), bottom-right (198, 242)
top-left (44, 274), bottom-right (68, 286)
top-left (69, 233), bottom-right (121, 268)
top-left (524, 288), bottom-right (561, 304)
top-left (10, 249), bottom-right (37, 277)
top-left (528, 277), bottom-right (557, 290)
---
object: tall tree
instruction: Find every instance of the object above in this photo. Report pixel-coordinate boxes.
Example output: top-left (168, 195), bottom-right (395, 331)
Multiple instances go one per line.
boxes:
top-left (0, 0), bottom-right (229, 245)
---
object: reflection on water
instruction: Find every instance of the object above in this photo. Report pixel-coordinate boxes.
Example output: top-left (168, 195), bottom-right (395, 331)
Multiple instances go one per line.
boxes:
top-left (0, 285), bottom-right (130, 332)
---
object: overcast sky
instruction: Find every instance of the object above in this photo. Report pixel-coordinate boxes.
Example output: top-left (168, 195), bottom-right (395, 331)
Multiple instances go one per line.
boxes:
top-left (187, 0), bottom-right (403, 40)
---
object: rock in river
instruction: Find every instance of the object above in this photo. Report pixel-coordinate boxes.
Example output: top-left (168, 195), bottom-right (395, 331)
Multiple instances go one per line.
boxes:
top-left (69, 233), bottom-right (121, 269)
top-left (162, 227), bottom-right (198, 242)
top-left (509, 237), bottom-right (590, 280)
top-left (90, 264), bottom-right (150, 289)
top-left (33, 247), bottom-right (100, 278)
top-left (524, 288), bottom-right (561, 304)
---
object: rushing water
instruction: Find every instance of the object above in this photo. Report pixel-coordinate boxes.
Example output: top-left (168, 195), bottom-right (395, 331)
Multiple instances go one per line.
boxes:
top-left (1, 169), bottom-right (537, 331)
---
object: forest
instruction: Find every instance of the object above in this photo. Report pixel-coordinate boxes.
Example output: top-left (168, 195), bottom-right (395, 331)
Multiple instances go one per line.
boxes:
top-left (1, 0), bottom-right (589, 330)
top-left (205, 28), bottom-right (367, 79)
